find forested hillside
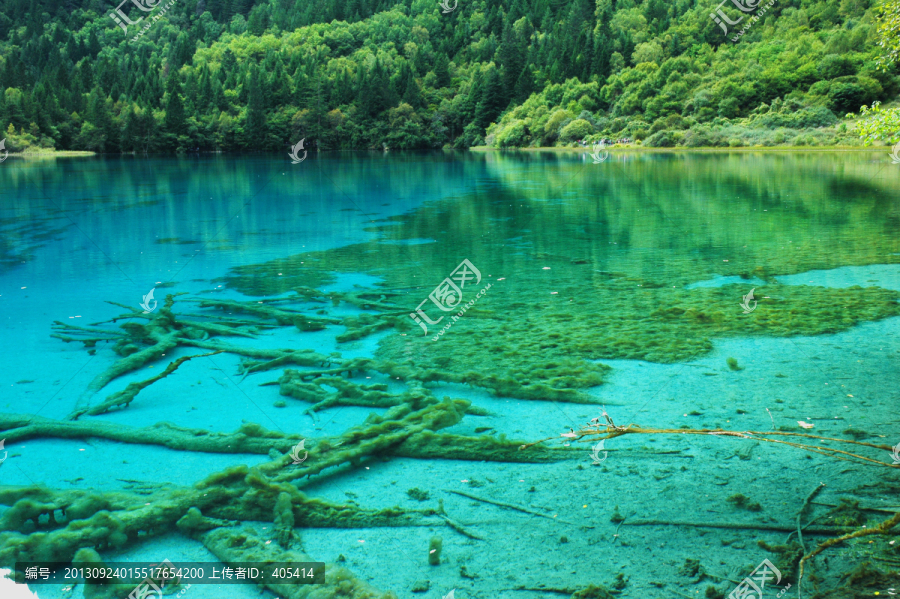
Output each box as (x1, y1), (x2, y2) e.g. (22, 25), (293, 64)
(0, 0), (897, 152)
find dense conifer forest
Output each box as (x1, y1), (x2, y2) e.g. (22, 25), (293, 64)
(0, 0), (898, 152)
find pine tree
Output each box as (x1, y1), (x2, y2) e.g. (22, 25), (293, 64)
(514, 65), (535, 103)
(87, 28), (101, 57)
(171, 33), (195, 69)
(333, 69), (354, 106)
(403, 70), (421, 108)
(359, 58), (395, 117)
(183, 70), (199, 115)
(78, 61), (93, 91)
(248, 6), (267, 36)
(369, 58), (396, 115)
(508, 0), (526, 24)
(475, 66), (506, 129)
(309, 69), (327, 147)
(459, 68), (483, 124)
(232, 0), (252, 17)
(122, 104), (140, 152)
(207, 0), (226, 20)
(498, 20), (525, 103)
(164, 72), (187, 137)
(245, 65), (267, 147)
(592, 28), (613, 84)
(65, 36), (80, 62)
(198, 66), (212, 111)
(434, 54), (451, 88)
(269, 60), (290, 108)
(86, 86), (117, 151)
(3, 89), (27, 131)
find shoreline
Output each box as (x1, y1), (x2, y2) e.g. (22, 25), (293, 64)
(6, 150), (95, 157)
(1, 146), (890, 157)
(469, 144), (888, 153)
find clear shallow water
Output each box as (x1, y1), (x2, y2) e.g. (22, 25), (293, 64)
(0, 151), (899, 599)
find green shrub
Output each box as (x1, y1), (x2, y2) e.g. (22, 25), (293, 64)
(817, 54), (857, 79)
(751, 105), (838, 129)
(683, 126), (725, 147)
(610, 117), (628, 132)
(495, 121), (530, 147)
(718, 97), (741, 119)
(829, 82), (869, 114)
(625, 120), (651, 138)
(644, 130), (678, 147)
(808, 80), (831, 97)
(577, 94), (597, 111)
(545, 109), (574, 135)
(665, 114), (687, 129)
(696, 107), (716, 122)
(559, 118), (594, 142)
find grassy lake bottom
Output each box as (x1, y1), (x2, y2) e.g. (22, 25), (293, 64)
(0, 150), (899, 599)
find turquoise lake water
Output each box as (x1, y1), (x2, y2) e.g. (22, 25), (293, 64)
(1, 151), (899, 599)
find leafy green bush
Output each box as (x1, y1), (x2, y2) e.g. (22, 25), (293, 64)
(495, 121), (530, 147)
(644, 130), (678, 147)
(818, 54), (857, 79)
(829, 82), (870, 114)
(625, 120), (651, 138)
(802, 106), (840, 128)
(0, 127), (55, 151)
(750, 105), (838, 129)
(559, 118), (594, 142)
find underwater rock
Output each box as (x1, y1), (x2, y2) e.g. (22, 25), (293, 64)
(428, 536), (442, 566)
(569, 584), (616, 599)
(406, 488), (429, 501)
(726, 493), (762, 512)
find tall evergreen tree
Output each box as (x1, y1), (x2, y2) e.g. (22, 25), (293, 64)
(171, 33), (195, 69)
(306, 67), (328, 147)
(498, 20), (526, 103)
(78, 61), (93, 92)
(434, 54), (451, 88)
(514, 65), (535, 103)
(403, 70), (421, 108)
(475, 65), (506, 129)
(198, 66), (213, 111)
(86, 87), (117, 150)
(87, 28), (101, 57)
(245, 65), (267, 146)
(164, 71), (187, 137)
